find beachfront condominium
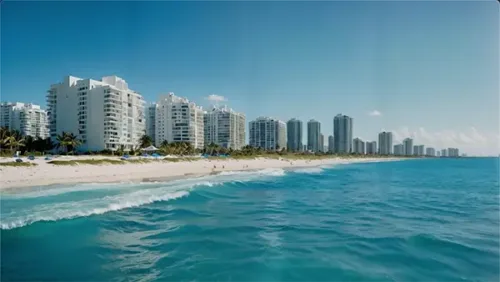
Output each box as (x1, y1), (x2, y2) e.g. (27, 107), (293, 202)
(441, 149), (447, 157)
(437, 150), (441, 157)
(333, 114), (353, 154)
(378, 131), (393, 155)
(286, 118), (303, 152)
(328, 135), (334, 152)
(447, 148), (459, 157)
(0, 102), (49, 138)
(426, 147), (436, 157)
(307, 119), (321, 152)
(47, 75), (145, 151)
(403, 138), (413, 156)
(145, 103), (157, 142)
(413, 145), (425, 156)
(155, 93), (204, 149)
(353, 138), (365, 154)
(204, 105), (245, 150)
(366, 141), (377, 154)
(249, 117), (286, 150)
(393, 144), (404, 156)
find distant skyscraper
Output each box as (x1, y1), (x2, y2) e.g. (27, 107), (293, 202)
(353, 138), (365, 154)
(403, 138), (413, 156)
(414, 145), (424, 156)
(378, 132), (393, 155)
(307, 119), (321, 152)
(441, 149), (447, 157)
(447, 148), (459, 157)
(145, 103), (157, 141)
(204, 105), (246, 149)
(249, 117), (286, 150)
(366, 141), (377, 154)
(286, 118), (303, 152)
(333, 114), (353, 154)
(319, 133), (324, 152)
(0, 102), (49, 139)
(426, 147), (436, 157)
(328, 135), (334, 152)
(437, 151), (441, 157)
(393, 144), (404, 156)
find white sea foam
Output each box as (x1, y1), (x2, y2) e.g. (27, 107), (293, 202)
(219, 168), (286, 177)
(292, 167), (324, 174)
(1, 168), (290, 230)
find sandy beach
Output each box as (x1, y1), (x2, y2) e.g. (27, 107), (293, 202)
(0, 156), (401, 191)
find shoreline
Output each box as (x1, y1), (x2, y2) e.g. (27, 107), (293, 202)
(0, 156), (404, 192)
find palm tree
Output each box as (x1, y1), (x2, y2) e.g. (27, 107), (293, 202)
(56, 132), (81, 154)
(3, 134), (25, 153)
(140, 134), (153, 148)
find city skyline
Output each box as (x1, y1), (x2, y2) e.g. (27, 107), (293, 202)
(1, 1), (498, 156)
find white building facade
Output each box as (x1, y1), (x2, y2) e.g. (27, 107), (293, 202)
(426, 147), (436, 157)
(204, 105), (245, 149)
(47, 75), (145, 151)
(378, 131), (393, 155)
(155, 93), (204, 149)
(1, 102), (49, 138)
(249, 117), (286, 151)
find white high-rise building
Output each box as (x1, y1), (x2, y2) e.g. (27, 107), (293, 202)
(249, 117), (286, 151)
(155, 93), (204, 149)
(307, 119), (321, 152)
(447, 148), (459, 157)
(328, 135), (334, 152)
(145, 103), (158, 142)
(353, 138), (365, 154)
(366, 141), (377, 154)
(333, 114), (353, 154)
(403, 138), (413, 156)
(286, 118), (303, 152)
(1, 102), (49, 138)
(394, 144), (404, 156)
(378, 131), (393, 155)
(47, 75), (145, 151)
(204, 105), (245, 149)
(441, 149), (447, 157)
(413, 145), (425, 156)
(426, 147), (436, 157)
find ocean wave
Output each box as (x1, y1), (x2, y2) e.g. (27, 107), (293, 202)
(219, 168), (286, 177)
(1, 168), (290, 230)
(292, 167), (324, 174)
(1, 189), (189, 230)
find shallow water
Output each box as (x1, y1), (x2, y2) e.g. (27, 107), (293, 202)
(1, 158), (499, 281)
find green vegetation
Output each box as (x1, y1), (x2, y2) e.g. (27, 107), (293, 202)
(0, 161), (37, 167)
(47, 159), (124, 166)
(1, 127), (55, 156)
(55, 132), (82, 154)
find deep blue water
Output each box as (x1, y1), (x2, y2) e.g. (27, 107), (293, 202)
(1, 158), (499, 281)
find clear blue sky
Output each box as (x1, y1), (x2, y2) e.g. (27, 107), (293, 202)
(1, 1), (498, 155)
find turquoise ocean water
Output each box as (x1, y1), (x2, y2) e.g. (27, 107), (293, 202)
(1, 158), (499, 281)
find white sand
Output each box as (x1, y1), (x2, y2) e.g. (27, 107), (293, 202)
(0, 156), (401, 191)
